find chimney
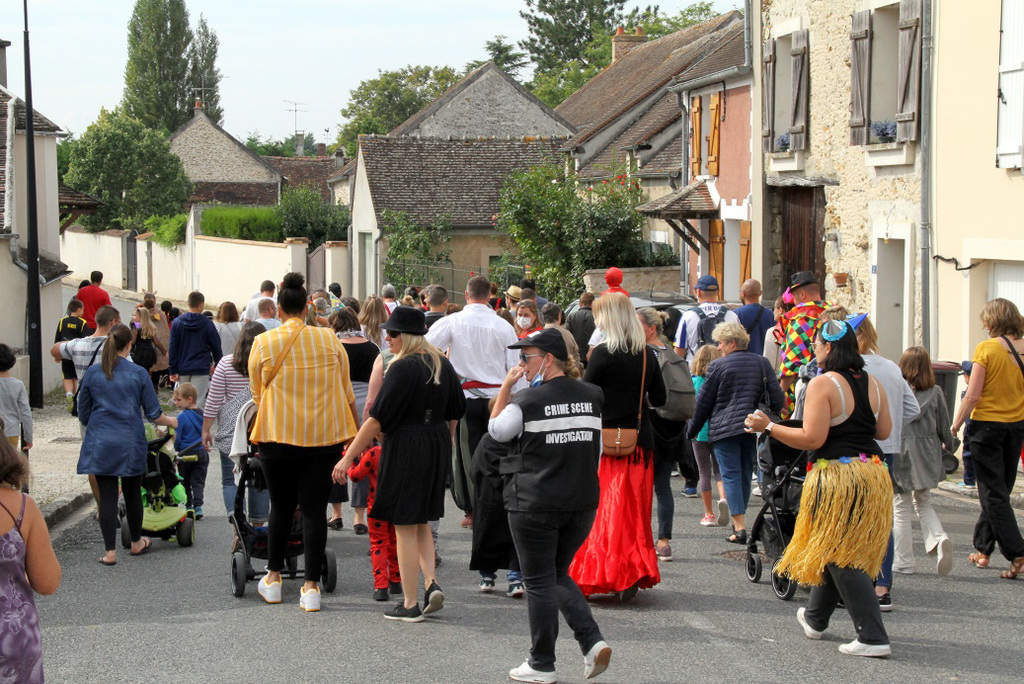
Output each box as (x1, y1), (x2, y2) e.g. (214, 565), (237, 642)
(334, 146), (347, 168)
(294, 129), (305, 156)
(611, 26), (646, 63)
(193, 97), (203, 118)
(0, 39), (10, 89)
(316, 142), (327, 157)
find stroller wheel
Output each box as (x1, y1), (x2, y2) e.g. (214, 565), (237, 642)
(771, 559), (797, 600)
(177, 516), (195, 547)
(231, 551), (247, 597)
(323, 547), (338, 593)
(120, 514), (132, 549)
(745, 551), (762, 583)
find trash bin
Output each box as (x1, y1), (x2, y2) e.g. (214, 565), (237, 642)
(932, 361), (961, 418)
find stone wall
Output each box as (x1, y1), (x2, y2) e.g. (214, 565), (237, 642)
(170, 113), (278, 183)
(583, 266), (681, 296)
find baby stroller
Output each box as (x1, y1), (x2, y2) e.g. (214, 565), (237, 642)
(228, 407), (337, 597)
(744, 420), (807, 600)
(119, 431), (195, 548)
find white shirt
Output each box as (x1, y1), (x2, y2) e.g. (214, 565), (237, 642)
(384, 300), (398, 315)
(426, 302), (521, 398)
(674, 302), (740, 361)
(243, 295), (275, 322)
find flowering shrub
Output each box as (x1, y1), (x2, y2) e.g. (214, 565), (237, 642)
(870, 119), (897, 141)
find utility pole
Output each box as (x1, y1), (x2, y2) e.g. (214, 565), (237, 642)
(22, 0), (43, 408)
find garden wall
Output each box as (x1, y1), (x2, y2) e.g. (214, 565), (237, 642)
(583, 266), (682, 297)
(59, 227), (128, 288)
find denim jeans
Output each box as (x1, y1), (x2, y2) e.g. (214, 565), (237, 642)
(220, 450), (270, 521)
(876, 453), (896, 590)
(712, 434), (756, 518)
(653, 457), (674, 540)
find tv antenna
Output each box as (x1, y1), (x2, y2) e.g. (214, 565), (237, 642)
(283, 99), (308, 131)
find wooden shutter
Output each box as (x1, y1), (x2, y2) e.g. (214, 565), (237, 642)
(708, 92), (721, 176)
(709, 220), (725, 286)
(690, 96), (703, 178)
(896, 0), (922, 142)
(739, 221), (752, 284)
(850, 10), (872, 145)
(790, 29), (810, 151)
(762, 39), (776, 152)
(998, 0), (1024, 168)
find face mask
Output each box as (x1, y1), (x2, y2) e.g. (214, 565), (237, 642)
(517, 316), (533, 329)
(530, 360), (549, 388)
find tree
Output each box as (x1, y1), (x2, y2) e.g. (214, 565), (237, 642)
(335, 65), (462, 158)
(518, 0), (630, 72)
(244, 131), (316, 157)
(528, 60), (601, 108)
(276, 186), (349, 248)
(381, 210), (452, 289)
(122, 0), (194, 134)
(56, 133), (77, 184)
(64, 109), (193, 232)
(466, 35), (529, 77)
(187, 14), (223, 124)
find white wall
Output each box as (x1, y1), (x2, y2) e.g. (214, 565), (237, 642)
(323, 241), (350, 295)
(59, 228), (127, 287)
(12, 134), (60, 255)
(191, 235), (305, 307)
(350, 148), (378, 301)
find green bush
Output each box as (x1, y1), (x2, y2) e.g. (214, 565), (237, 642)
(201, 206), (282, 242)
(144, 213), (188, 250)
(277, 187), (349, 248)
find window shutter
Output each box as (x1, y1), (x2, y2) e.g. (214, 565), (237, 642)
(850, 10), (872, 146)
(896, 0), (923, 142)
(708, 92), (721, 176)
(690, 96), (703, 178)
(790, 29), (810, 151)
(997, 0), (1024, 168)
(739, 221), (752, 283)
(709, 220), (725, 286)
(762, 39), (776, 152)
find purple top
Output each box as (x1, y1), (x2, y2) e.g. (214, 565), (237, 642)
(0, 494), (43, 682)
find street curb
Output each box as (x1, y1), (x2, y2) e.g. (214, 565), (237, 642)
(936, 481), (1024, 511)
(41, 488), (93, 529)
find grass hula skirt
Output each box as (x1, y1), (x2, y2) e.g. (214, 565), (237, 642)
(776, 454), (892, 586)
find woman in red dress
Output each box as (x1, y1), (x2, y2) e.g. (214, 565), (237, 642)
(569, 293), (666, 600)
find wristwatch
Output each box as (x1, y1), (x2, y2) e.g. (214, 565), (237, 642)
(764, 422), (774, 433)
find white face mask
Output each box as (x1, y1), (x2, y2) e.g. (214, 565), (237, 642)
(517, 316), (533, 329)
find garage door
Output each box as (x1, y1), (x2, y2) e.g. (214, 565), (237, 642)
(991, 261), (1024, 308)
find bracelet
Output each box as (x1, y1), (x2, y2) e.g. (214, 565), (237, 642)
(764, 422), (774, 433)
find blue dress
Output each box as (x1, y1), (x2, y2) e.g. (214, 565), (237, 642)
(77, 358), (164, 477)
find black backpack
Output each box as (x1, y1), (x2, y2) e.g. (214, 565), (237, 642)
(693, 306), (729, 348)
(133, 335), (157, 371)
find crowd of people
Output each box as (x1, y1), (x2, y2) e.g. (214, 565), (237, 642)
(2, 265), (1021, 681)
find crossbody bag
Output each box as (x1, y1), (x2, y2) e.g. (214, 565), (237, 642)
(253, 323), (305, 425)
(1002, 335), (1024, 380)
(602, 349), (647, 457)
(70, 341), (103, 417)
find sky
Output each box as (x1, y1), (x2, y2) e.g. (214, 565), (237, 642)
(0, 0), (740, 145)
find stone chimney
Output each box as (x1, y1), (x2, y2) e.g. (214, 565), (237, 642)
(611, 26), (646, 63)
(0, 39), (10, 89)
(294, 130), (305, 156)
(316, 142), (327, 156)
(193, 98), (203, 118)
(334, 146), (347, 168)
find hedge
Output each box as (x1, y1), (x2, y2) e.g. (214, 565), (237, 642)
(201, 206), (283, 242)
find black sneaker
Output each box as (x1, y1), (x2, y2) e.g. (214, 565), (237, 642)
(423, 580), (445, 615)
(373, 587), (389, 602)
(389, 581), (403, 595)
(878, 593), (893, 612)
(384, 602), (424, 623)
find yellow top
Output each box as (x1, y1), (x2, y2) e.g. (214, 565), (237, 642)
(248, 318), (357, 446)
(971, 338), (1024, 423)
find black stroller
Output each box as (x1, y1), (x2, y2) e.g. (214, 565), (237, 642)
(228, 428), (337, 597)
(744, 420), (807, 600)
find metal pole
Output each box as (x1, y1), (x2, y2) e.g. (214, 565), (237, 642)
(23, 0), (43, 408)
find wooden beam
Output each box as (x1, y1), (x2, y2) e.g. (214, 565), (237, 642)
(681, 219), (711, 250)
(664, 218), (700, 253)
(59, 212), (82, 235)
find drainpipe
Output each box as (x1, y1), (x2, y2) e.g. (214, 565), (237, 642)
(920, 0), (933, 351)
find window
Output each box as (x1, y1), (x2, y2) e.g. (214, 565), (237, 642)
(761, 29), (809, 153)
(850, 0), (922, 146)
(997, 0), (1024, 168)
(689, 92), (722, 176)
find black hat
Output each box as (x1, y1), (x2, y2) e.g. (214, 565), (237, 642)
(508, 328), (568, 361)
(789, 271), (819, 289)
(380, 306), (427, 335)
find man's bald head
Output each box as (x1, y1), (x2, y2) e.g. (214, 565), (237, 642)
(741, 279), (762, 305)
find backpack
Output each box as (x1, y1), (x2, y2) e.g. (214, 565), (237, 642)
(653, 347), (696, 422)
(133, 335), (157, 371)
(693, 306), (729, 349)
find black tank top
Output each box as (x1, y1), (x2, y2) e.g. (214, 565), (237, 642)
(815, 368), (883, 460)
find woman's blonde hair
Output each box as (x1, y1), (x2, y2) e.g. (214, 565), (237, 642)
(515, 300), (540, 334)
(711, 321), (750, 349)
(981, 298), (1024, 338)
(636, 307), (668, 336)
(392, 333), (446, 385)
(359, 295), (389, 345)
(554, 355), (582, 380)
(593, 293), (645, 354)
(855, 314), (879, 354)
(690, 344), (721, 376)
(821, 305), (850, 322)
(136, 306), (158, 340)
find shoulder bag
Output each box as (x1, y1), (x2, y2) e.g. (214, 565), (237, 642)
(264, 323), (306, 388)
(602, 348), (647, 457)
(70, 341), (103, 417)
(1002, 336), (1024, 380)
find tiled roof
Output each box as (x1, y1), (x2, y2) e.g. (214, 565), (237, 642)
(360, 136), (568, 226)
(577, 93), (681, 178)
(18, 246), (69, 283)
(637, 134), (682, 177)
(58, 182), (101, 209)
(671, 25), (746, 87)
(190, 181), (278, 206)
(1, 87), (65, 229)
(636, 178), (716, 217)
(327, 157), (356, 184)
(263, 156), (338, 202)
(169, 109), (281, 179)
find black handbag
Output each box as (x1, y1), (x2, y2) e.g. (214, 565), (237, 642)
(757, 370), (782, 424)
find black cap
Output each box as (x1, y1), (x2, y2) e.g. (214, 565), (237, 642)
(508, 328), (568, 361)
(380, 306), (427, 335)
(789, 271), (819, 289)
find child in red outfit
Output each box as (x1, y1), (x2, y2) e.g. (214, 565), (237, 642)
(347, 446), (401, 601)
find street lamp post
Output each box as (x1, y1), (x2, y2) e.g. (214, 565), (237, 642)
(22, 0), (44, 408)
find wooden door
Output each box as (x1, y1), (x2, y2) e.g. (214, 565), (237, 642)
(709, 219), (725, 287)
(780, 187), (825, 282)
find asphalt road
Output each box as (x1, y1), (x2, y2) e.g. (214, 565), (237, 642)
(39, 479), (1024, 683)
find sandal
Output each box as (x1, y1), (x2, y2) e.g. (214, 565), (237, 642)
(98, 557), (117, 566)
(999, 557), (1024, 580)
(968, 552), (990, 568)
(727, 529), (747, 545)
(130, 537), (153, 556)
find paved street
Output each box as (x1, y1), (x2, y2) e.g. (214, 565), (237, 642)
(61, 283), (144, 323)
(39, 480), (1024, 683)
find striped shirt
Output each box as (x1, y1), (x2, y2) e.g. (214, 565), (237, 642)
(204, 355), (252, 419)
(248, 318), (357, 447)
(59, 336), (107, 380)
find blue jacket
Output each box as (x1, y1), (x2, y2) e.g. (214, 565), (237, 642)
(77, 358), (163, 477)
(174, 408), (204, 453)
(688, 350), (784, 442)
(168, 312), (222, 376)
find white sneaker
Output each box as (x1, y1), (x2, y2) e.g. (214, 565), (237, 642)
(796, 608), (824, 640)
(936, 537), (953, 577)
(583, 640), (611, 679)
(258, 575), (282, 604)
(300, 586), (321, 612)
(717, 499), (730, 527)
(509, 661), (557, 683)
(838, 639), (891, 657)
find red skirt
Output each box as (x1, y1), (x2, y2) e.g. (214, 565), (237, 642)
(569, 448), (661, 596)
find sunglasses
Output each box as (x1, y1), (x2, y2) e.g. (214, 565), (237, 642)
(520, 352), (543, 363)
(385, 330), (402, 338)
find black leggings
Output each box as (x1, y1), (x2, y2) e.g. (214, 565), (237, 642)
(96, 474), (143, 552)
(259, 442), (340, 581)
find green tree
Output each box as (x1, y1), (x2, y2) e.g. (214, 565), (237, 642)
(65, 109), (192, 232)
(244, 131), (316, 157)
(187, 14), (223, 123)
(276, 186), (349, 248)
(528, 60), (601, 108)
(335, 65), (461, 158)
(518, 0), (630, 71)
(381, 210), (452, 288)
(466, 35), (529, 77)
(122, 0), (194, 133)
(56, 133), (76, 184)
